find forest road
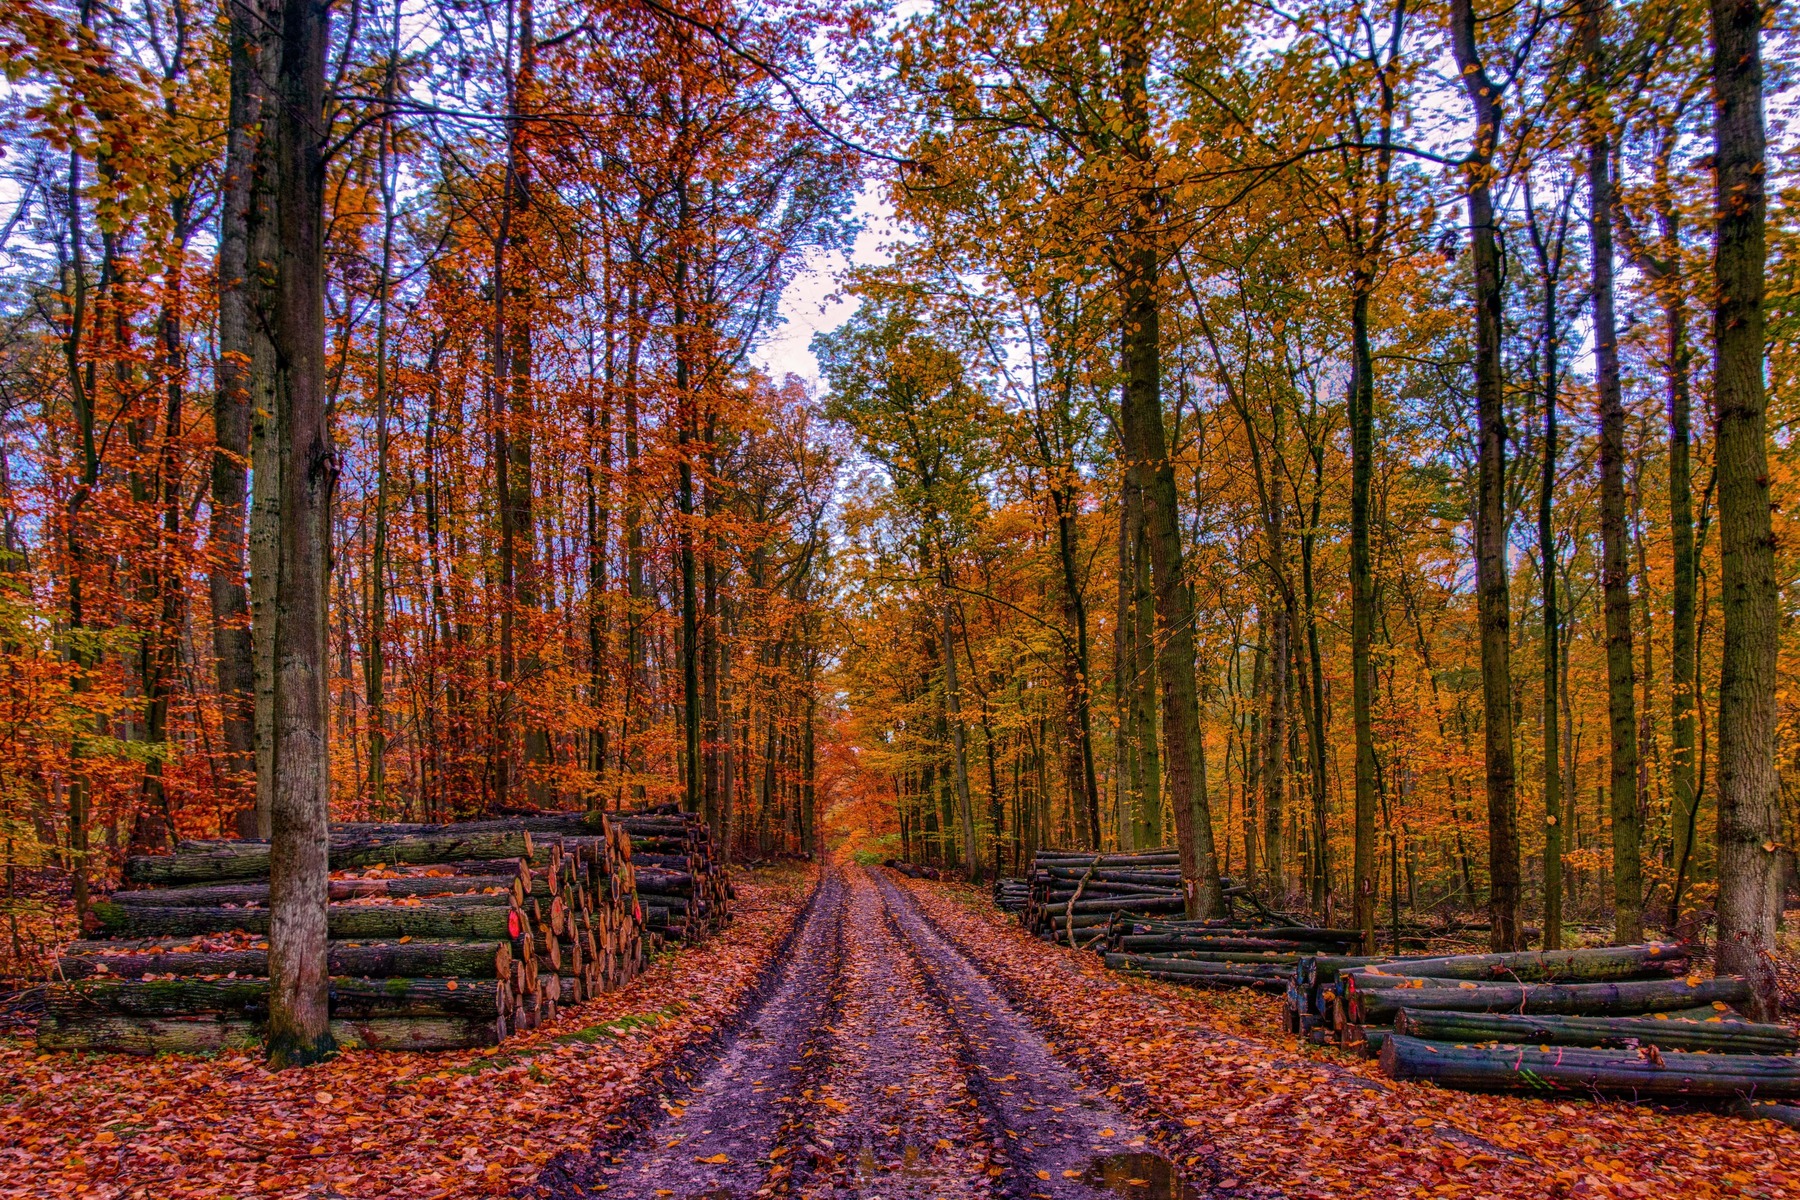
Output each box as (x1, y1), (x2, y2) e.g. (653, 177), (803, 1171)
(528, 863), (1203, 1200)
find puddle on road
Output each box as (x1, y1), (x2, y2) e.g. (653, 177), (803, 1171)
(1082, 1152), (1202, 1200)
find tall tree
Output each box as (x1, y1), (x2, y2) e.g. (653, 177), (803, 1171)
(1579, 0), (1642, 945)
(213, 0), (268, 838)
(263, 0), (336, 1067)
(1449, 0), (1521, 951)
(1118, 8), (1222, 915)
(1709, 0), (1781, 1022)
(1524, 176), (1574, 950)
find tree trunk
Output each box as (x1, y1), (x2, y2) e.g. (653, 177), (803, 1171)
(1709, 0), (1781, 1023)
(247, 71), (282, 842)
(1580, 0), (1641, 945)
(1130, 482), (1160, 848)
(1533, 207), (1564, 952)
(1053, 480), (1101, 849)
(1300, 452), (1330, 910)
(1648, 141), (1701, 922)
(1662, 203), (1700, 924)
(1450, 0), (1521, 952)
(263, 0), (335, 1068)
(585, 274), (614, 784)
(941, 586), (980, 881)
(1349, 284), (1380, 953)
(214, 0), (267, 838)
(1114, 490), (1136, 848)
(1118, 29), (1219, 916)
(365, 21), (400, 817)
(674, 180), (701, 817)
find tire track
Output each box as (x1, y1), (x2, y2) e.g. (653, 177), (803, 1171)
(531, 865), (1208, 1200)
(870, 868), (1182, 1200)
(533, 870), (848, 1199)
(796, 866), (995, 1200)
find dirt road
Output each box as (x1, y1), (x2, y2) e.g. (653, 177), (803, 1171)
(531, 864), (1199, 1200)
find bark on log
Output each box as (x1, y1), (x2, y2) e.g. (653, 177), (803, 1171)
(49, 977), (503, 1019)
(1119, 968), (1288, 992)
(1392, 1008), (1797, 1053)
(37, 1013), (499, 1054)
(126, 829), (534, 884)
(1379, 1033), (1800, 1097)
(88, 901), (515, 941)
(57, 940), (509, 980)
(1107, 954), (1289, 978)
(1735, 1099), (1800, 1129)
(1352, 975), (1752, 1024)
(1362, 944), (1688, 984)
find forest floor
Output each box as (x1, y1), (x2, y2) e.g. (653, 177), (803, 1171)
(5, 863), (1797, 1200)
(900, 875), (1800, 1200)
(0, 863), (817, 1200)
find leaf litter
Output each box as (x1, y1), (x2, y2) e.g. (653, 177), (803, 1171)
(898, 876), (1800, 1200)
(0, 865), (816, 1200)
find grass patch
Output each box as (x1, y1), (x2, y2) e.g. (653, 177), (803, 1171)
(555, 1001), (688, 1044)
(447, 1053), (521, 1075)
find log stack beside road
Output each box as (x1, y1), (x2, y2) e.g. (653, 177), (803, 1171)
(1002, 859), (1795, 1114)
(612, 808), (730, 943)
(42, 809), (729, 1055)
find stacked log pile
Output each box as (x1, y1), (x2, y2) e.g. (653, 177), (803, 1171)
(885, 860), (943, 880)
(993, 878), (1029, 914)
(1273, 940), (1799, 1102)
(1005, 864), (1797, 1111)
(43, 813), (654, 1054)
(612, 808), (729, 943)
(1023, 850), (1359, 993)
(1104, 919), (1362, 992)
(1023, 849), (1186, 942)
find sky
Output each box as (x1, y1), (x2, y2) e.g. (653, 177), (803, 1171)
(753, 186), (899, 386)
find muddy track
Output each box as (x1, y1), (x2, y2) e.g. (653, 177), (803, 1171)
(529, 870), (850, 1199)
(530, 865), (1207, 1200)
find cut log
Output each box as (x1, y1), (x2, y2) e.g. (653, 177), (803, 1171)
(1054, 896), (1187, 916)
(49, 976), (502, 1019)
(1106, 954), (1289, 979)
(1119, 934), (1345, 953)
(88, 900), (515, 941)
(1379, 1033), (1800, 1098)
(1117, 968), (1288, 993)
(1359, 944), (1688, 984)
(1393, 1008), (1798, 1054)
(1040, 868), (1183, 887)
(57, 939), (509, 981)
(37, 1012), (499, 1054)
(125, 828), (534, 884)
(1136, 923), (1364, 942)
(1351, 975), (1752, 1025)
(1734, 1099), (1800, 1129)
(1043, 882), (1184, 900)
(107, 876), (538, 906)
(1116, 949), (1300, 966)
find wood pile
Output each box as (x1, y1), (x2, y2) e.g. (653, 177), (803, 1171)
(885, 859), (943, 880)
(993, 878), (1030, 913)
(1022, 850), (1354, 981)
(43, 812), (662, 1054)
(1274, 939), (1800, 1102)
(611, 807), (730, 943)
(1023, 849), (1186, 942)
(1004, 865), (1800, 1112)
